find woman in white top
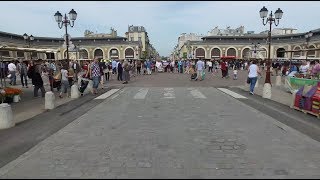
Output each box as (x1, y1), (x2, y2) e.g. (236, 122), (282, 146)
(248, 60), (261, 95)
(59, 63), (70, 98)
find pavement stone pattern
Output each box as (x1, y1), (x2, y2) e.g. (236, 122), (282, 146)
(237, 84), (292, 107)
(1, 86), (320, 178)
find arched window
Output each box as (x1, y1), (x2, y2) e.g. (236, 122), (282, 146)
(0, 51), (10, 57)
(276, 48), (285, 58)
(211, 48), (221, 58)
(242, 48), (250, 59)
(307, 45), (316, 57)
(46, 53), (55, 60)
(109, 48), (119, 59)
(195, 48), (205, 58)
(17, 51), (25, 58)
(94, 49), (104, 59)
(79, 49), (88, 59)
(227, 48), (236, 57)
(293, 47), (301, 57)
(125, 48), (134, 58)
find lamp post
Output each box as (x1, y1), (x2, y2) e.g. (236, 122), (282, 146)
(23, 33), (34, 60)
(304, 31), (313, 62)
(259, 6), (283, 99)
(54, 9), (77, 63)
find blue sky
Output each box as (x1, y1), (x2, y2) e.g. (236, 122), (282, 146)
(0, 1), (320, 56)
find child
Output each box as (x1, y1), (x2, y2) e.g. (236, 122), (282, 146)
(233, 65), (238, 80)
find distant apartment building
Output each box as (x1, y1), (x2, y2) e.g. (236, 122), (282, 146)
(260, 28), (298, 35)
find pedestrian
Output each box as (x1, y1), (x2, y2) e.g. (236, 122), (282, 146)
(146, 60), (152, 75)
(112, 59), (117, 74)
(30, 60), (46, 97)
(248, 60), (261, 95)
(117, 60), (123, 81)
(59, 63), (70, 98)
(8, 60), (17, 85)
(207, 60), (213, 73)
(233, 65), (238, 80)
(122, 60), (131, 84)
(90, 58), (102, 94)
(18, 59), (28, 88)
(220, 60), (227, 78)
(196, 59), (205, 81)
(105, 61), (112, 81)
(99, 59), (107, 89)
(136, 60), (142, 75)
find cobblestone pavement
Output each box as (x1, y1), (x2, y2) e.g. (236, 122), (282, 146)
(1, 84), (320, 178)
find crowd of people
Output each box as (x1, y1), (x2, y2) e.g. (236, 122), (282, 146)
(2, 57), (320, 100)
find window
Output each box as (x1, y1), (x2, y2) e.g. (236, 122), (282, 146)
(131, 37), (134, 41)
(138, 37), (142, 42)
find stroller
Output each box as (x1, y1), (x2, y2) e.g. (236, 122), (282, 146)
(191, 73), (197, 80)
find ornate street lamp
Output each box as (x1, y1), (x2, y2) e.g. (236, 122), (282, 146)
(304, 31), (313, 62)
(259, 6), (283, 99)
(54, 9), (77, 62)
(23, 33), (35, 60)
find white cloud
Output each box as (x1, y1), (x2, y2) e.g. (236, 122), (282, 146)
(0, 1), (319, 56)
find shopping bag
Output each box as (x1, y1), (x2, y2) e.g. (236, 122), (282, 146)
(202, 71), (206, 79)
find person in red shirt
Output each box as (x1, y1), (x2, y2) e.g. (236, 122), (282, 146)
(220, 60), (227, 78)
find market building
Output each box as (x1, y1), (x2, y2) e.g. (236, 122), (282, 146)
(172, 26), (320, 61)
(0, 26), (159, 61)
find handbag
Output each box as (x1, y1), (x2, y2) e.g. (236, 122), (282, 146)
(246, 77), (250, 84)
(7, 74), (12, 78)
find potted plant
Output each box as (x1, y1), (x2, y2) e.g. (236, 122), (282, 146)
(3, 87), (22, 103)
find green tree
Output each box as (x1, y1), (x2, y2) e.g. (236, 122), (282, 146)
(183, 52), (187, 59)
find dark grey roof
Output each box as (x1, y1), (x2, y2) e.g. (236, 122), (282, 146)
(202, 28), (320, 40)
(0, 30), (127, 41)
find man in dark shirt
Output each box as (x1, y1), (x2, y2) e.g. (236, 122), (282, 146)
(117, 60), (123, 81)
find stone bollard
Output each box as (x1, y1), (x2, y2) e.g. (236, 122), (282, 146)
(71, 84), (80, 99)
(290, 90), (298, 108)
(255, 79), (259, 88)
(45, 91), (55, 110)
(84, 80), (93, 94)
(275, 75), (282, 86)
(0, 103), (14, 129)
(262, 83), (272, 99)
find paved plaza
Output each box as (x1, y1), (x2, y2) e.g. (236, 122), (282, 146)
(0, 71), (320, 178)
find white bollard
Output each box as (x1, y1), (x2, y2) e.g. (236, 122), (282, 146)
(71, 84), (80, 99)
(262, 83), (272, 99)
(255, 79), (259, 88)
(84, 80), (93, 94)
(290, 90), (298, 108)
(45, 91), (55, 110)
(0, 103), (14, 129)
(275, 75), (282, 86)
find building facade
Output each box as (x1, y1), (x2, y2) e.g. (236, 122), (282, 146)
(172, 28), (320, 61)
(125, 25), (159, 59)
(0, 26), (159, 61)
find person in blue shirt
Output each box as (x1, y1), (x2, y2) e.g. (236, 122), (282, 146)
(288, 64), (298, 77)
(146, 60), (152, 75)
(112, 60), (117, 74)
